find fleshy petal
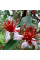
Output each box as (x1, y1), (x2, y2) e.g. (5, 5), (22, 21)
(15, 27), (20, 30)
(14, 31), (19, 35)
(13, 31), (24, 40)
(14, 35), (23, 40)
(15, 27), (20, 32)
(21, 41), (28, 49)
(5, 31), (10, 43)
(32, 38), (37, 46)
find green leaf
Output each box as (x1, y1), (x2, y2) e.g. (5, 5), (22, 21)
(0, 32), (5, 45)
(32, 20), (35, 24)
(37, 10), (40, 13)
(20, 16), (32, 30)
(3, 14), (7, 19)
(0, 10), (2, 15)
(0, 42), (3, 47)
(37, 42), (40, 45)
(3, 39), (20, 50)
(4, 10), (10, 15)
(18, 12), (21, 18)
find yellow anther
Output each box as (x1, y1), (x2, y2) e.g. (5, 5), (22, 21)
(26, 34), (27, 35)
(21, 33), (22, 34)
(24, 32), (25, 34)
(29, 24), (30, 26)
(28, 40), (30, 41)
(30, 34), (31, 35)
(23, 23), (25, 25)
(19, 24), (20, 25)
(27, 37), (28, 38)
(24, 29), (25, 31)
(12, 19), (14, 20)
(24, 40), (26, 42)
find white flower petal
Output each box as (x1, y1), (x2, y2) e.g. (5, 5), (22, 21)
(14, 31), (19, 35)
(32, 38), (37, 46)
(6, 16), (12, 21)
(15, 27), (20, 30)
(32, 38), (36, 40)
(21, 41), (28, 49)
(9, 10), (13, 15)
(14, 35), (23, 40)
(38, 22), (40, 27)
(13, 31), (24, 40)
(5, 31), (10, 43)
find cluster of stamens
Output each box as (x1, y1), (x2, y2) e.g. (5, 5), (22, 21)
(20, 24), (39, 44)
(2, 19), (18, 32)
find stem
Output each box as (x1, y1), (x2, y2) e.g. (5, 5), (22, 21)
(10, 33), (14, 39)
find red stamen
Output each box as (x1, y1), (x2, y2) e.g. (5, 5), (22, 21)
(3, 20), (18, 32)
(20, 25), (40, 45)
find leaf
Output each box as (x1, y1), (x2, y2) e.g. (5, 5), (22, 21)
(4, 10), (10, 15)
(3, 14), (7, 19)
(18, 12), (21, 18)
(20, 16), (32, 30)
(32, 20), (35, 24)
(0, 42), (3, 47)
(3, 39), (20, 50)
(37, 42), (40, 45)
(0, 32), (5, 45)
(37, 10), (40, 13)
(0, 10), (2, 15)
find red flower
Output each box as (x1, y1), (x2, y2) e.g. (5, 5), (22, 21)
(3, 20), (18, 32)
(31, 10), (36, 15)
(20, 24), (39, 45)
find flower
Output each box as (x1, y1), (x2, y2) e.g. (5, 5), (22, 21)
(3, 19), (21, 43)
(21, 25), (38, 45)
(3, 19), (18, 32)
(14, 24), (39, 49)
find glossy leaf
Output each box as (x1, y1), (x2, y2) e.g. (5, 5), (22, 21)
(20, 16), (32, 30)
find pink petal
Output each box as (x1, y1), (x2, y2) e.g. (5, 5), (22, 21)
(15, 27), (20, 30)
(13, 31), (24, 40)
(21, 41), (28, 49)
(15, 27), (20, 32)
(32, 38), (37, 46)
(5, 31), (10, 43)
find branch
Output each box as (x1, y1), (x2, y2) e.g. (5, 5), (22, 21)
(32, 15), (40, 21)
